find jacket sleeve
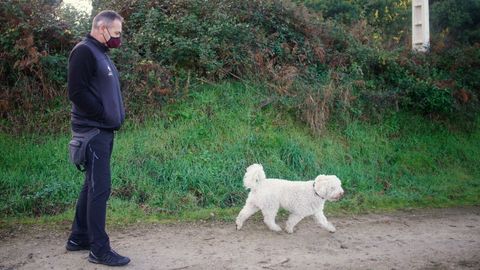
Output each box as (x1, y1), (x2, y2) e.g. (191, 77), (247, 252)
(67, 45), (104, 118)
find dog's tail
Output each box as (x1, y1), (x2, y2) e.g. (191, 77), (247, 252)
(243, 163), (266, 190)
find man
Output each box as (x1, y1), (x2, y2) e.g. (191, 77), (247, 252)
(66, 10), (129, 266)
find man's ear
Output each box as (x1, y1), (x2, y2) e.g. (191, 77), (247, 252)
(96, 21), (106, 33)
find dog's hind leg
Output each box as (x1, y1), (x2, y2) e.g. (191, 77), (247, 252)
(236, 203), (259, 230)
(261, 207), (282, 232)
(313, 212), (336, 233)
(285, 214), (304, 233)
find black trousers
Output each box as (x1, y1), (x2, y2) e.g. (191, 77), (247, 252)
(69, 129), (114, 256)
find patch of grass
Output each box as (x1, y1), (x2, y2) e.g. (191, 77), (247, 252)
(1, 82), (479, 228)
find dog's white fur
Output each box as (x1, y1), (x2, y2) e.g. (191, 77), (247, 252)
(236, 164), (344, 233)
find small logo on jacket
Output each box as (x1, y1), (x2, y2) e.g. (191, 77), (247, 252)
(107, 65), (113, 76)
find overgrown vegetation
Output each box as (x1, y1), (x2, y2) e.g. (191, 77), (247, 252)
(1, 83), (479, 219)
(1, 0), (479, 134)
(0, 0), (479, 220)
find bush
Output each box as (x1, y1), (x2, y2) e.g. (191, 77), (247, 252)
(431, 0), (480, 45)
(1, 0), (479, 135)
(0, 0), (86, 133)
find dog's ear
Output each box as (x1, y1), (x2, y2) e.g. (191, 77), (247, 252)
(314, 175), (328, 198)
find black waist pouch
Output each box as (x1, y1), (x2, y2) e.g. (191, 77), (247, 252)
(68, 128), (100, 171)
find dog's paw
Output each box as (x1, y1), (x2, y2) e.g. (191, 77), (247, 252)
(326, 224), (336, 233)
(236, 223), (242, 230)
(285, 227), (294, 234)
(269, 225), (283, 232)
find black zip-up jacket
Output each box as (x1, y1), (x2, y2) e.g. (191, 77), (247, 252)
(68, 34), (125, 132)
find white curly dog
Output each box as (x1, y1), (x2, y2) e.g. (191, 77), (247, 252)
(236, 164), (344, 233)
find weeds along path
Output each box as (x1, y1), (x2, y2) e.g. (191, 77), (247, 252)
(1, 207), (479, 270)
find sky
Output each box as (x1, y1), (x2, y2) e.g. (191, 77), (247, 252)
(62, 0), (92, 14)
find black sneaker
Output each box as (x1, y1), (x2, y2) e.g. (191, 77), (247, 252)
(88, 249), (130, 266)
(66, 239), (90, 251)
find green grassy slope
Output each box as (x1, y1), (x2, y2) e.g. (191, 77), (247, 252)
(1, 82), (479, 225)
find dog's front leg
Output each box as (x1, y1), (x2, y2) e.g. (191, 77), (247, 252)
(314, 212), (336, 233)
(262, 209), (282, 232)
(236, 204), (259, 230)
(285, 214), (304, 233)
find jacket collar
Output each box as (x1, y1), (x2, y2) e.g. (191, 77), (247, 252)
(85, 33), (109, 53)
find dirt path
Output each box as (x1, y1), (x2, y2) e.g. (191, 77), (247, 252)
(1, 207), (479, 270)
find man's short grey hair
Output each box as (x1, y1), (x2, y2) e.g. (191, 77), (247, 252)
(92, 10), (124, 30)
